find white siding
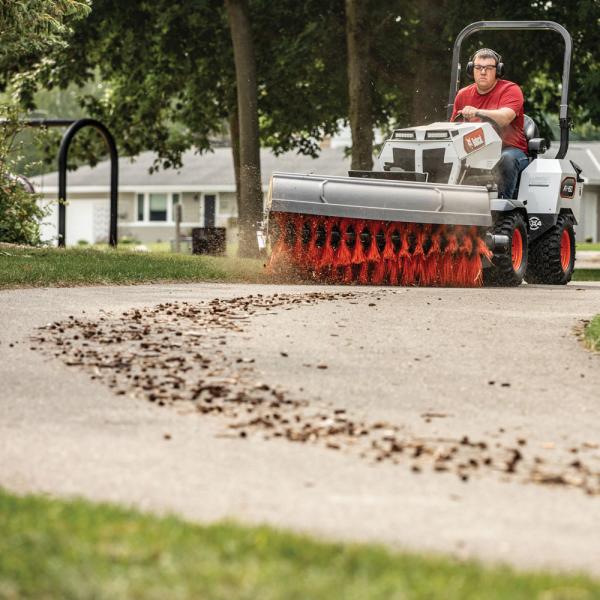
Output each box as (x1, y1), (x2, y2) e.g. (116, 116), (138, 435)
(578, 188), (599, 242)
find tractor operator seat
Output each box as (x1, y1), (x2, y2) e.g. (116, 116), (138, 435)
(523, 114), (547, 159)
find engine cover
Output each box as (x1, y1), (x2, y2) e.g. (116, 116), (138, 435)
(375, 122), (502, 185)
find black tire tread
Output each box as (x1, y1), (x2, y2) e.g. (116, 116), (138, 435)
(525, 213), (575, 285)
(483, 212), (527, 287)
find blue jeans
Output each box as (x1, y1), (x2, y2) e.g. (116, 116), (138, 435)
(495, 147), (529, 199)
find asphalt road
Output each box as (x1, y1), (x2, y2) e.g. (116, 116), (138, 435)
(1, 281), (600, 575)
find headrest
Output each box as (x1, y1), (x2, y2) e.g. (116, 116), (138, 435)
(523, 115), (539, 141)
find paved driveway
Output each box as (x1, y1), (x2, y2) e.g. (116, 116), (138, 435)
(1, 282), (600, 575)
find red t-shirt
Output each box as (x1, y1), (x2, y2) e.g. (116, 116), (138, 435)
(451, 79), (528, 153)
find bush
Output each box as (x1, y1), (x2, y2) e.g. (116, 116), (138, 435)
(0, 174), (47, 246)
(0, 109), (48, 246)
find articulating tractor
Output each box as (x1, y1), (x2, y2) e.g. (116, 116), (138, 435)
(263, 21), (583, 287)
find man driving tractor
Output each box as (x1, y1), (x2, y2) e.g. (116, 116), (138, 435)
(451, 48), (529, 199)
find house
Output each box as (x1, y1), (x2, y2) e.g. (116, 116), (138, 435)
(32, 141), (600, 245)
(33, 146), (351, 246)
(566, 142), (600, 242)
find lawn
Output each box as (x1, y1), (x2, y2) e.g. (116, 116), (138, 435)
(1, 488), (599, 600)
(1, 243), (599, 289)
(0, 244), (267, 289)
(577, 242), (600, 252)
(572, 269), (600, 282)
(584, 314), (600, 352)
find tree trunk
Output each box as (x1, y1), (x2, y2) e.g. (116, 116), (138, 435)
(346, 0), (373, 171)
(229, 106), (241, 226)
(225, 0), (263, 258)
(411, 0), (448, 125)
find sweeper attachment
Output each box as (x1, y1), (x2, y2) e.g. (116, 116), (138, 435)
(262, 20), (582, 287)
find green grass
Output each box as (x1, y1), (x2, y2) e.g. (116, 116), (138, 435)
(577, 242), (600, 252)
(1, 243), (598, 289)
(572, 269), (600, 282)
(0, 245), (266, 289)
(1, 488), (598, 600)
(583, 314), (600, 352)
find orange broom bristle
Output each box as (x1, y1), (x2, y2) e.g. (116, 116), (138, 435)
(319, 219), (335, 273)
(306, 217), (321, 269)
(358, 261), (370, 284)
(413, 225), (427, 285)
(440, 230), (458, 286)
(366, 224), (381, 263)
(382, 224), (396, 261)
(336, 219), (353, 267)
(268, 212), (490, 288)
(456, 230), (473, 287)
(267, 212), (291, 273)
(352, 221), (367, 266)
(474, 232), (493, 286)
(425, 227), (442, 285)
(369, 224), (386, 284)
(384, 224), (399, 285)
(400, 223), (416, 286)
(292, 215), (306, 266)
(334, 219), (353, 282)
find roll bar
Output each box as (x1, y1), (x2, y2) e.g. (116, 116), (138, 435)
(446, 21), (572, 159)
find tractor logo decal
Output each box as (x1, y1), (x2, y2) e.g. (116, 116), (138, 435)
(529, 216), (542, 231)
(463, 128), (485, 154)
(560, 177), (576, 199)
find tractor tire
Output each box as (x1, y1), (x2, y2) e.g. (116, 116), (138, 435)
(525, 213), (575, 285)
(483, 212), (528, 287)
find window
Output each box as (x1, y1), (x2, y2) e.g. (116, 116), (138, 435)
(204, 194), (216, 227)
(172, 193), (182, 222)
(137, 193), (144, 221)
(134, 192), (182, 223)
(149, 193), (167, 221)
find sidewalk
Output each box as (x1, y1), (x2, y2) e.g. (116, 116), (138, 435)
(576, 250), (600, 269)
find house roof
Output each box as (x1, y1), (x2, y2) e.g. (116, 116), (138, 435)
(555, 142), (600, 185)
(31, 140), (600, 193)
(32, 145), (352, 192)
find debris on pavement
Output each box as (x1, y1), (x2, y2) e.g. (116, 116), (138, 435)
(31, 291), (600, 497)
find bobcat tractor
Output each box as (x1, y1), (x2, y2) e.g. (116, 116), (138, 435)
(263, 21), (583, 287)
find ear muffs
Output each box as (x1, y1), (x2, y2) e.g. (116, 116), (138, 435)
(466, 49), (504, 79)
(466, 60), (474, 79)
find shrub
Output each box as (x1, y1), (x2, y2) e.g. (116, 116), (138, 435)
(0, 109), (49, 246)
(0, 178), (47, 245)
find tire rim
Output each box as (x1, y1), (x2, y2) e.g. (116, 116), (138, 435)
(511, 228), (523, 271)
(560, 229), (571, 272)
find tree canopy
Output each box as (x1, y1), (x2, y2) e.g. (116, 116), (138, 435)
(8, 1), (600, 156)
(0, 0), (90, 103)
(4, 0), (600, 251)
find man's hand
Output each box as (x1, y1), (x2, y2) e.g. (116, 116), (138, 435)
(459, 105), (479, 120)
(458, 106), (516, 128)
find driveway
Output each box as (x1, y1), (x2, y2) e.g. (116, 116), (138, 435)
(1, 281), (600, 575)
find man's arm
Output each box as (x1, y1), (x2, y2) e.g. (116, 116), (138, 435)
(458, 105), (516, 128)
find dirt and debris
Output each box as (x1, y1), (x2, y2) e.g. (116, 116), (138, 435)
(31, 291), (600, 497)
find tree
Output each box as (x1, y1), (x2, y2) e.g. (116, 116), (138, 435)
(409, 0), (450, 125)
(23, 0), (350, 256)
(0, 0), (89, 245)
(345, 0), (373, 170)
(225, 0), (263, 257)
